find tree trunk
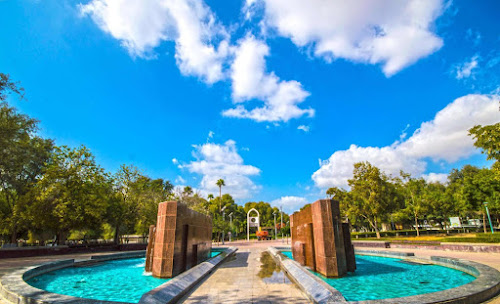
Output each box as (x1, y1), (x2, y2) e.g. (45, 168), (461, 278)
(219, 187), (222, 212)
(10, 230), (17, 245)
(414, 214), (420, 237)
(57, 231), (67, 245)
(483, 211), (487, 234)
(114, 225), (120, 245)
(374, 219), (381, 239)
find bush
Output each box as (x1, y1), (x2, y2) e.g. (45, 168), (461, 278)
(441, 233), (500, 244)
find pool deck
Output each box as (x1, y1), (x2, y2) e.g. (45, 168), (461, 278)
(0, 241), (499, 304)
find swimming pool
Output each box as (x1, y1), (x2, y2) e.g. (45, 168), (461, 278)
(280, 251), (475, 301)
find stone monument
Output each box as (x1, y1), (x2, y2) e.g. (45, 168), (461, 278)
(290, 199), (355, 277)
(145, 201), (212, 278)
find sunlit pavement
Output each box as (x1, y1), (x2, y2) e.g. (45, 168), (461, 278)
(181, 239), (308, 304)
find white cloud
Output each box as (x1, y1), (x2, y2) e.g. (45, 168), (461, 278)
(454, 55), (480, 79)
(175, 175), (186, 184)
(182, 140), (261, 200)
(271, 196), (308, 213)
(80, 0), (229, 83)
(398, 94), (498, 162)
(422, 173), (448, 184)
(297, 125), (310, 132)
(172, 158), (179, 164)
(312, 94), (499, 189)
(253, 0), (445, 76)
(222, 35), (314, 122)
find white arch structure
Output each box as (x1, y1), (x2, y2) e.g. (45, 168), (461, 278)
(247, 208), (260, 242)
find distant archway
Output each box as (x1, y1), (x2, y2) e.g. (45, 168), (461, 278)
(247, 208), (260, 241)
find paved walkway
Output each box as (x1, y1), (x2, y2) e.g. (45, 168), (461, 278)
(180, 240), (308, 304)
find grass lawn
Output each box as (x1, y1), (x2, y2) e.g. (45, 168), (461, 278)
(355, 233), (500, 244)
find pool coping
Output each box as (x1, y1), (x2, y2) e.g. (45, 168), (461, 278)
(139, 246), (237, 304)
(269, 246), (500, 304)
(267, 246), (348, 303)
(0, 247), (237, 304)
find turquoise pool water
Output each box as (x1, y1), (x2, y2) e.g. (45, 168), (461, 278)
(27, 250), (223, 303)
(281, 251), (475, 301)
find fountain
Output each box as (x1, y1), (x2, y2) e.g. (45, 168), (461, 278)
(290, 199), (355, 277)
(145, 201), (212, 278)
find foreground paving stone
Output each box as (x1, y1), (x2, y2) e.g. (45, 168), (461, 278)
(180, 246), (310, 304)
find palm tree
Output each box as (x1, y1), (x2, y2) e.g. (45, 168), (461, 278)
(207, 194), (214, 201)
(216, 179), (225, 211)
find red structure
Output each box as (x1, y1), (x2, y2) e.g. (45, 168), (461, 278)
(145, 201), (212, 278)
(290, 199), (355, 277)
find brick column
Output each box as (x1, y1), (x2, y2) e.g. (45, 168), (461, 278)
(152, 201), (177, 278)
(145, 225), (156, 272)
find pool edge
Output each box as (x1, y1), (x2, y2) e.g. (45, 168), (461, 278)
(267, 246), (348, 304)
(138, 246), (238, 304)
(271, 247), (500, 304)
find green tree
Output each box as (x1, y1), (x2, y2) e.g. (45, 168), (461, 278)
(0, 73), (24, 101)
(134, 176), (173, 235)
(326, 186), (351, 218)
(0, 75), (54, 243)
(424, 181), (453, 229)
(108, 165), (141, 244)
(216, 179), (225, 212)
(31, 146), (109, 244)
(470, 123), (500, 179)
(399, 172), (428, 237)
(348, 162), (398, 238)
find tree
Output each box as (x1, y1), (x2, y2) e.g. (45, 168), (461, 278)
(326, 186), (351, 218)
(399, 172), (428, 237)
(469, 123), (500, 162)
(0, 73), (24, 101)
(425, 181), (454, 229)
(183, 186), (193, 197)
(134, 176), (173, 235)
(108, 165), (141, 244)
(348, 162), (398, 238)
(0, 75), (54, 243)
(216, 179), (225, 211)
(31, 146), (109, 244)
(469, 123), (500, 180)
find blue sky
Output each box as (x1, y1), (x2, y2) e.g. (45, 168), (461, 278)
(1, 0), (499, 213)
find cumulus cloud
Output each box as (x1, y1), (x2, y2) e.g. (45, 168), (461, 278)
(80, 0), (229, 83)
(454, 55), (480, 80)
(312, 94), (499, 189)
(297, 125), (310, 132)
(222, 35), (314, 122)
(181, 140), (261, 199)
(271, 196), (308, 213)
(252, 0), (445, 76)
(422, 173), (448, 184)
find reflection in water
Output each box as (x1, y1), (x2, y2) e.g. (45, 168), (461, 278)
(258, 251), (291, 284)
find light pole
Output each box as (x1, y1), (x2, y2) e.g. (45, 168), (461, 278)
(484, 202), (494, 234)
(221, 206), (227, 245)
(229, 212), (233, 242)
(280, 206), (283, 240)
(273, 212), (277, 240)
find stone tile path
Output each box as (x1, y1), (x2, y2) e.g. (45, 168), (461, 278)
(179, 244), (309, 304)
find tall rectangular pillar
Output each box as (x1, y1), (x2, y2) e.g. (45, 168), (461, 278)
(150, 201), (212, 278)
